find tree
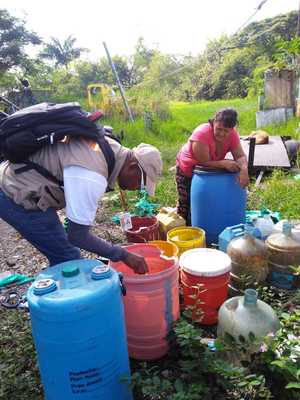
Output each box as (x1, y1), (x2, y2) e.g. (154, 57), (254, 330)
(40, 35), (87, 68)
(0, 8), (41, 74)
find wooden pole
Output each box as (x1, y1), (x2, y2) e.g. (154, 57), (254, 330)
(103, 42), (134, 122)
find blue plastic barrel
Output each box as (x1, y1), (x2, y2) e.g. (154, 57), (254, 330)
(27, 259), (132, 400)
(191, 167), (247, 245)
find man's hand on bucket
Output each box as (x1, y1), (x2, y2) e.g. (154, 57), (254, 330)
(123, 252), (149, 274)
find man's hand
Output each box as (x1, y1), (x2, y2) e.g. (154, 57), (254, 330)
(220, 160), (240, 172)
(123, 252), (149, 274)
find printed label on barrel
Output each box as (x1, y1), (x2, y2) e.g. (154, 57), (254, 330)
(69, 368), (102, 394)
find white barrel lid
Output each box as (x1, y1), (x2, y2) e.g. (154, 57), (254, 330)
(179, 248), (231, 277)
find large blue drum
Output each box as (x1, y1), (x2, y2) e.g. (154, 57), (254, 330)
(191, 167), (247, 245)
(27, 259), (133, 400)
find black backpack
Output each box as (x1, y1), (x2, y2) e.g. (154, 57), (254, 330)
(0, 102), (116, 186)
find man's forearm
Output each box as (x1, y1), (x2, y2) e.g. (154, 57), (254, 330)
(67, 220), (128, 262)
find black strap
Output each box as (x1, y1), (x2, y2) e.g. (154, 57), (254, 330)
(97, 136), (115, 178)
(15, 160), (64, 187)
(14, 137), (115, 186)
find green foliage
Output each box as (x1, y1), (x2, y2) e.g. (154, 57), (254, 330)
(0, 8), (41, 74)
(39, 35), (87, 68)
(248, 170), (300, 219)
(273, 36), (300, 69)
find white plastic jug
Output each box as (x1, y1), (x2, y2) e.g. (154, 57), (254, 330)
(253, 215), (274, 240)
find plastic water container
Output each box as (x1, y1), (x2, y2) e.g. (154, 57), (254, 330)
(253, 214), (274, 240)
(150, 240), (179, 258)
(27, 259), (132, 400)
(110, 243), (180, 360)
(124, 216), (159, 243)
(218, 289), (280, 344)
(167, 226), (206, 256)
(227, 225), (268, 294)
(218, 223), (262, 253)
(272, 219), (300, 242)
(266, 221), (300, 289)
(191, 167), (247, 245)
(179, 248), (232, 325)
(156, 207), (186, 240)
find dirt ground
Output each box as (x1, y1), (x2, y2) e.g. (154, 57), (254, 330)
(0, 204), (126, 278)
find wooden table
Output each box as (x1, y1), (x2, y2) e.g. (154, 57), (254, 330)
(227, 136), (291, 185)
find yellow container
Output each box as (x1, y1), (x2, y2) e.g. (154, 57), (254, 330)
(156, 207), (186, 240)
(150, 240), (179, 258)
(167, 227), (206, 256)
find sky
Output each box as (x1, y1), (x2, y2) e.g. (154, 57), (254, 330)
(1, 0), (299, 60)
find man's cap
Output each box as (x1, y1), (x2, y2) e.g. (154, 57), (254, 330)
(132, 143), (163, 196)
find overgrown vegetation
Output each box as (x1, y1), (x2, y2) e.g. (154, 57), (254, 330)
(0, 8), (298, 113)
(0, 98), (299, 399)
(0, 6), (300, 399)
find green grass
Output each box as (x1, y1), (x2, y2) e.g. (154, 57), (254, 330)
(104, 97), (300, 209)
(1, 97), (300, 400)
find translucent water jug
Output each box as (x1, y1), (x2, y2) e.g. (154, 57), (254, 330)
(227, 225), (268, 293)
(253, 212), (274, 240)
(27, 259), (132, 400)
(217, 289), (280, 342)
(266, 221), (300, 289)
(218, 223), (262, 253)
(272, 219), (300, 242)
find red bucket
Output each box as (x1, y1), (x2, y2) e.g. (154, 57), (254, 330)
(179, 248), (231, 325)
(125, 216), (159, 243)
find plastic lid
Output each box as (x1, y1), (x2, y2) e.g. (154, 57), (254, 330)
(62, 265), (80, 277)
(33, 278), (57, 295)
(179, 248), (232, 277)
(91, 265), (112, 280)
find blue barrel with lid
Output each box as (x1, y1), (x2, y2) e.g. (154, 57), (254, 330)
(191, 167), (247, 245)
(27, 259), (132, 400)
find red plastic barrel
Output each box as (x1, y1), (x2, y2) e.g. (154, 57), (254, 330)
(180, 248), (231, 325)
(110, 243), (179, 360)
(125, 216), (159, 243)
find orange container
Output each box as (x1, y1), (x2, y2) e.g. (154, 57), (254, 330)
(110, 243), (179, 360)
(179, 248), (231, 325)
(125, 216), (159, 243)
(150, 240), (179, 258)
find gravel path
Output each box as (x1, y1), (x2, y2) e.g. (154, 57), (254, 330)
(0, 204), (126, 278)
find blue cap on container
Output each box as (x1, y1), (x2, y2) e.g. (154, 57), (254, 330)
(33, 278), (57, 296)
(91, 265), (113, 280)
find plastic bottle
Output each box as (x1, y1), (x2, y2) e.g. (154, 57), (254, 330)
(253, 211), (274, 240)
(217, 289), (280, 344)
(227, 224), (268, 293)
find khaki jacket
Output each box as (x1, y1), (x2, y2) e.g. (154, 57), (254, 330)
(0, 137), (129, 211)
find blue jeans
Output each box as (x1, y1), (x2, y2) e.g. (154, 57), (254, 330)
(0, 189), (81, 266)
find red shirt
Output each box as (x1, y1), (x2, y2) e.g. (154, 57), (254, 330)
(176, 122), (240, 177)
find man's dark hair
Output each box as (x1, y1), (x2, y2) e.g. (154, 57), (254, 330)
(209, 108), (238, 128)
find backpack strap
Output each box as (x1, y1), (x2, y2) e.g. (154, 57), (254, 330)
(14, 137), (115, 187)
(97, 135), (115, 178)
(15, 160), (64, 187)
